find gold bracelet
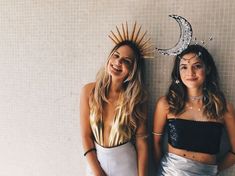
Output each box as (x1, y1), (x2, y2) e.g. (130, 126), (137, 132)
(84, 148), (96, 156)
(152, 131), (163, 136)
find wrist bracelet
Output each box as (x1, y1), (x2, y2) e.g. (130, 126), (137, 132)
(229, 150), (235, 155)
(84, 148), (96, 156)
(136, 133), (149, 139)
(152, 131), (163, 136)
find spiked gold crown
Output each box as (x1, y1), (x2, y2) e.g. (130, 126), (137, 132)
(108, 22), (153, 58)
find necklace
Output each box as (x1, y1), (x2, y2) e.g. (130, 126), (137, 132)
(187, 95), (203, 112)
(189, 95), (203, 101)
(187, 105), (202, 112)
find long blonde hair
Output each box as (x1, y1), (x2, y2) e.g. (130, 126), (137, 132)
(89, 41), (147, 133)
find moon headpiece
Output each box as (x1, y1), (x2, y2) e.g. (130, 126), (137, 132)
(157, 15), (193, 56)
(108, 22), (153, 58)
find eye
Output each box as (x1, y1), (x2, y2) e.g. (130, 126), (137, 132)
(193, 64), (203, 69)
(111, 52), (119, 59)
(180, 65), (187, 70)
(122, 59), (132, 67)
(113, 53), (119, 58)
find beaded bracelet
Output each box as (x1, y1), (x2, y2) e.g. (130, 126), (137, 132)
(229, 150), (235, 155)
(84, 148), (96, 156)
(135, 134), (149, 139)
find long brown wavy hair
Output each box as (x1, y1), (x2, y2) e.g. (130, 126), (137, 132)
(89, 40), (148, 134)
(166, 45), (227, 120)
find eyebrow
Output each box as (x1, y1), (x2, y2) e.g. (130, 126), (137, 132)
(114, 51), (120, 54)
(181, 54), (198, 61)
(192, 61), (202, 64)
(114, 51), (133, 60)
(179, 63), (187, 67)
(180, 61), (202, 66)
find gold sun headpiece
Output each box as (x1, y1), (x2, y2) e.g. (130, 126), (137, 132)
(108, 22), (153, 58)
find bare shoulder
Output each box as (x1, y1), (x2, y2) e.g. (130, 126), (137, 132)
(154, 96), (169, 116)
(155, 96), (169, 108)
(80, 82), (96, 101)
(153, 96), (169, 128)
(225, 102), (235, 118)
(227, 102), (235, 111)
(81, 82), (95, 94)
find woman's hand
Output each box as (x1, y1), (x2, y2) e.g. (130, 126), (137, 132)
(94, 168), (107, 176)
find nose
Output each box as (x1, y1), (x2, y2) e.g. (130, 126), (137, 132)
(186, 67), (195, 76)
(114, 58), (122, 66)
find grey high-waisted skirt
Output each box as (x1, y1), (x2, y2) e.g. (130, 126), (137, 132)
(86, 142), (137, 176)
(157, 153), (218, 176)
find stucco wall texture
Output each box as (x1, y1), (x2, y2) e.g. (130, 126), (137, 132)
(0, 1), (234, 175)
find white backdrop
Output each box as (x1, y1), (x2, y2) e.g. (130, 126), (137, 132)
(0, 1), (234, 175)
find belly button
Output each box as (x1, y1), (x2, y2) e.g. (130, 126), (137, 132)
(183, 154), (186, 156)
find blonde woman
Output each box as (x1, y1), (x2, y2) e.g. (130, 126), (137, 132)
(80, 24), (151, 176)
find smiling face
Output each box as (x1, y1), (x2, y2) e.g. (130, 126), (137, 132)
(179, 52), (206, 90)
(107, 45), (135, 82)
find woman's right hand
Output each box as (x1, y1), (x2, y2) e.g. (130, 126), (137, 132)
(94, 168), (107, 176)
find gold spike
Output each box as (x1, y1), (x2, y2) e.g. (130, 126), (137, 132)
(108, 22), (153, 59)
(144, 46), (154, 52)
(142, 46), (154, 55)
(108, 35), (118, 44)
(146, 49), (155, 54)
(122, 23), (126, 40)
(110, 30), (120, 43)
(141, 44), (153, 51)
(142, 50), (151, 55)
(126, 21), (129, 40)
(144, 51), (154, 56)
(143, 55), (155, 59)
(136, 31), (147, 45)
(130, 22), (137, 40)
(134, 25), (142, 42)
(148, 49), (155, 56)
(142, 48), (152, 57)
(140, 38), (151, 48)
(116, 26), (123, 41)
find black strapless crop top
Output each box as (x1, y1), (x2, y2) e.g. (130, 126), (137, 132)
(167, 118), (223, 154)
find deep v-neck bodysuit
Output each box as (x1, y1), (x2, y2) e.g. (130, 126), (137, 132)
(90, 105), (132, 147)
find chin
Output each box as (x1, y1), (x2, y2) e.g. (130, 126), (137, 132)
(186, 85), (202, 89)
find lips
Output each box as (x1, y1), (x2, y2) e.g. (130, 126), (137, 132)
(186, 78), (198, 81)
(110, 64), (122, 73)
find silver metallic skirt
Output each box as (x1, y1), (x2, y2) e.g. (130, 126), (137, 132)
(86, 142), (137, 176)
(157, 153), (218, 176)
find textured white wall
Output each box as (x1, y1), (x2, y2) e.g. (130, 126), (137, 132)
(0, 1), (83, 175)
(0, 1), (234, 176)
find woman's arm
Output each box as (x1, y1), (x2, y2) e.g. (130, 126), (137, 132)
(218, 103), (235, 171)
(153, 96), (169, 169)
(80, 83), (107, 176)
(135, 104), (148, 176)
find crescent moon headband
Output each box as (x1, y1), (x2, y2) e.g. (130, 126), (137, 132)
(157, 15), (193, 56)
(108, 22), (153, 58)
